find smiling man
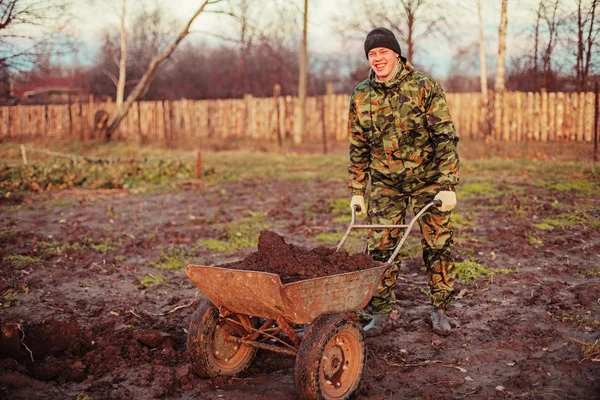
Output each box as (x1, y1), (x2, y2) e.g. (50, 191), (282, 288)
(348, 27), (460, 337)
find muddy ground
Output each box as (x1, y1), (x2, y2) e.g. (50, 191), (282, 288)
(1, 159), (599, 399)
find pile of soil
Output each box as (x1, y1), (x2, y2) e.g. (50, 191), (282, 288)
(220, 231), (378, 283)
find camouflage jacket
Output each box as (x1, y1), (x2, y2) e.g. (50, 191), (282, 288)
(348, 59), (460, 196)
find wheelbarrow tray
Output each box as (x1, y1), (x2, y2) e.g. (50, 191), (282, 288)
(185, 263), (388, 325)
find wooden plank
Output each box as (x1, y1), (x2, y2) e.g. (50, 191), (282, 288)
(548, 92), (556, 142)
(540, 90), (548, 142)
(556, 92), (564, 141)
(577, 92), (585, 142)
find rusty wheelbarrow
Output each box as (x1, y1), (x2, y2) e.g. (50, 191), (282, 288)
(185, 200), (441, 400)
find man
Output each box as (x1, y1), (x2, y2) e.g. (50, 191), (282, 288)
(348, 27), (460, 337)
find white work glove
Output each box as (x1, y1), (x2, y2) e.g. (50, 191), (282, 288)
(350, 195), (366, 215)
(434, 191), (457, 212)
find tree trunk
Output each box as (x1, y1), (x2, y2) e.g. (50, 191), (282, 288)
(477, 0), (490, 135)
(405, 8), (415, 61)
(493, 0), (508, 139)
(105, 0), (218, 140)
(576, 0), (583, 92)
(583, 0), (597, 91)
(494, 0), (508, 93)
(116, 0), (127, 110)
(533, 0), (542, 91)
(295, 0), (308, 145)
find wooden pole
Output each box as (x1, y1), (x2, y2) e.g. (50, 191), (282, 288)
(594, 81), (598, 162)
(196, 150), (202, 180)
(274, 85), (282, 151)
(20, 144), (27, 165)
(320, 96), (327, 154)
(541, 88), (548, 142)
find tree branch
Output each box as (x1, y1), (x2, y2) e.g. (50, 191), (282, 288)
(105, 0), (221, 139)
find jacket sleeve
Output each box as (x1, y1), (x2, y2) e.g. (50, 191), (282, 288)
(425, 83), (460, 191)
(348, 91), (371, 196)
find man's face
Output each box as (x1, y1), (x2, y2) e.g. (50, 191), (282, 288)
(368, 47), (399, 82)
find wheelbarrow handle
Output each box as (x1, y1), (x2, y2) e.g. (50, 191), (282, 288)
(336, 200), (443, 266)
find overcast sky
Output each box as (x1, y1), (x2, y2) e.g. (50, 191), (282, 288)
(72, 0), (558, 77)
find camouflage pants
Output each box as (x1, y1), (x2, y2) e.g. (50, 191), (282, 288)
(367, 182), (456, 313)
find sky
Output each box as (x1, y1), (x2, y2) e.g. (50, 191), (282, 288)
(70, 0), (557, 78)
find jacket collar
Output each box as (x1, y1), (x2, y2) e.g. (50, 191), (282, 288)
(369, 57), (414, 89)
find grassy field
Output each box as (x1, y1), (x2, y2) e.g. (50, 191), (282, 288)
(1, 137), (599, 399)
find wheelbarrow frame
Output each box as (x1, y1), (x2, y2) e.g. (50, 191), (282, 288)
(185, 200), (441, 399)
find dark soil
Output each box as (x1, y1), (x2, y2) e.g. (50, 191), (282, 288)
(0, 171), (599, 399)
(220, 231), (378, 283)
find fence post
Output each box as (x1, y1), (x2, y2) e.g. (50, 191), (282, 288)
(274, 84), (282, 151)
(20, 144), (27, 165)
(594, 81), (598, 162)
(320, 95), (327, 154)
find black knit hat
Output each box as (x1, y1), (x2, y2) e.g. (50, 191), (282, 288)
(364, 27), (402, 59)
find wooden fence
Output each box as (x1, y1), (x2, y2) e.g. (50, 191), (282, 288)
(0, 91), (598, 143)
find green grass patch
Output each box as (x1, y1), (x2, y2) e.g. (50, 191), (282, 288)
(457, 181), (497, 200)
(3, 254), (42, 269)
(196, 212), (270, 253)
(526, 235), (543, 245)
(543, 179), (599, 195)
(454, 260), (517, 282)
(550, 311), (599, 328)
(328, 198), (351, 216)
(582, 267), (600, 277)
(140, 274), (166, 288)
(314, 232), (344, 244)
(91, 239), (118, 254)
(534, 212), (600, 231)
(40, 239), (89, 255)
(452, 212), (475, 230)
(455, 261), (494, 281)
(0, 158), (195, 198)
(0, 229), (17, 239)
(151, 248), (191, 270)
(0, 204), (22, 212)
(533, 222), (554, 230)
(1, 293), (19, 308)
(199, 239), (239, 253)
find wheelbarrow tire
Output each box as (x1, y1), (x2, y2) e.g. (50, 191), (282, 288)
(186, 299), (257, 378)
(294, 313), (365, 400)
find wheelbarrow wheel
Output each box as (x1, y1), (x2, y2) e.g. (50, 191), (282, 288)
(294, 313), (365, 400)
(186, 299), (257, 378)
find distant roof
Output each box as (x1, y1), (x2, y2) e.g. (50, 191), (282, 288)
(23, 86), (83, 98)
(14, 74), (89, 97)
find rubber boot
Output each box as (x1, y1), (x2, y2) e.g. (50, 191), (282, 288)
(431, 308), (452, 336)
(363, 313), (392, 338)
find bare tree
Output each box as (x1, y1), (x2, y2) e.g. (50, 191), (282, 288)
(446, 43), (480, 92)
(0, 0), (74, 70)
(493, 0), (508, 138)
(105, 0), (222, 140)
(296, 0), (307, 144)
(333, 0), (454, 64)
(574, 0), (598, 91)
(477, 0), (490, 134)
(116, 0), (127, 109)
(192, 0), (301, 97)
(533, 0), (543, 89)
(540, 0), (564, 89)
(494, 0), (509, 93)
